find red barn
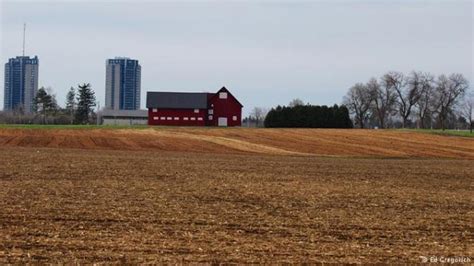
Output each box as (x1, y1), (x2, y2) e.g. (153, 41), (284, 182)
(146, 87), (243, 127)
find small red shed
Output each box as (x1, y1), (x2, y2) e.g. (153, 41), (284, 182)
(146, 87), (243, 127)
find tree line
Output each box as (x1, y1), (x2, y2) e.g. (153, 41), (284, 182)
(343, 71), (473, 131)
(0, 83), (96, 125)
(264, 102), (352, 128)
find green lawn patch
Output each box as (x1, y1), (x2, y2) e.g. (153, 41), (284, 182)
(400, 128), (474, 138)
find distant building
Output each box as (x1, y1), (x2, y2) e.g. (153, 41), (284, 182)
(147, 86), (243, 127)
(3, 56), (39, 113)
(105, 57), (141, 110)
(100, 109), (148, 126)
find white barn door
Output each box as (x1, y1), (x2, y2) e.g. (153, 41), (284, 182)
(218, 117), (228, 127)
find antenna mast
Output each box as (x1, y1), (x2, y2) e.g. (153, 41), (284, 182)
(22, 23), (26, 56)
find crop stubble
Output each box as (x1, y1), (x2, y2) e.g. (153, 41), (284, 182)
(0, 128), (473, 263)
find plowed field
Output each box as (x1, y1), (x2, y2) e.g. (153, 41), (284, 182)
(0, 127), (473, 158)
(0, 127), (472, 263)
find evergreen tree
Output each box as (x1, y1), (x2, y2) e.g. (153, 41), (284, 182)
(33, 87), (58, 123)
(65, 87), (76, 124)
(264, 103), (353, 128)
(75, 83), (96, 124)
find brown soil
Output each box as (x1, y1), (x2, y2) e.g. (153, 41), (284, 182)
(0, 128), (473, 159)
(0, 128), (472, 263)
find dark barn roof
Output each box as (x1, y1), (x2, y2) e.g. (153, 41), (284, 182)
(147, 92), (208, 109)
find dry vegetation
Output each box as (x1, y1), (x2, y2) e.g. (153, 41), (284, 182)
(0, 128), (473, 263)
(0, 127), (473, 158)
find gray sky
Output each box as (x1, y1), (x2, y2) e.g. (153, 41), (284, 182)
(1, 0), (472, 115)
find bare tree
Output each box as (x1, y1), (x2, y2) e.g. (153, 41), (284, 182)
(369, 76), (397, 128)
(250, 107), (269, 127)
(432, 74), (469, 130)
(459, 91), (473, 133)
(389, 71), (423, 128)
(343, 83), (371, 128)
(288, 98), (304, 107)
(415, 73), (435, 129)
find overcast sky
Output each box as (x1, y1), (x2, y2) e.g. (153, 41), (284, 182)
(1, 0), (472, 115)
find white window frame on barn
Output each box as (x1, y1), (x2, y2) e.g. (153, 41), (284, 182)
(152, 108), (158, 112)
(208, 109), (213, 115)
(219, 92), (228, 99)
(174, 117), (179, 120)
(208, 115), (213, 120)
(194, 109), (199, 113)
(198, 117), (203, 121)
(160, 117), (166, 120)
(233, 116), (238, 121)
(167, 117), (172, 120)
(183, 117), (189, 121)
(190, 117), (196, 121)
(153, 116), (159, 120)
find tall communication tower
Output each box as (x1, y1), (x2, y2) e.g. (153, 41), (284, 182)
(22, 23), (26, 56)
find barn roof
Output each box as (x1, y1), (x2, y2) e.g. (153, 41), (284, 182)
(146, 92), (208, 109)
